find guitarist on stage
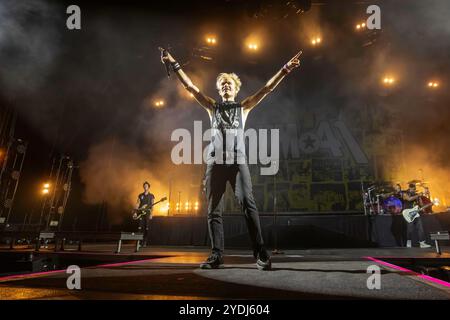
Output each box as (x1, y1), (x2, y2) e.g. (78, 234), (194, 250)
(134, 181), (155, 246)
(402, 183), (431, 249)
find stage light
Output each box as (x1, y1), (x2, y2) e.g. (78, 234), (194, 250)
(247, 43), (259, 50)
(356, 22), (367, 31)
(311, 37), (322, 46)
(427, 81), (439, 88)
(41, 182), (51, 195)
(206, 36), (217, 45)
(244, 33), (262, 52)
(154, 100), (165, 107)
(382, 76), (395, 86)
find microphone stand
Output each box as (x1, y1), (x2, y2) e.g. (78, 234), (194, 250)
(272, 161), (284, 255)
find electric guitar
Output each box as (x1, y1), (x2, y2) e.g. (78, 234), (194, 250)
(402, 202), (433, 223)
(132, 197), (167, 220)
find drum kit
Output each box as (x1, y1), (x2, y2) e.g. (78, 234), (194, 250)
(362, 180), (433, 215)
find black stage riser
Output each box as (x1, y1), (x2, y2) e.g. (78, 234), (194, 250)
(148, 213), (450, 248)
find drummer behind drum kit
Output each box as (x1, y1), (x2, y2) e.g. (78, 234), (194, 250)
(362, 180), (434, 220)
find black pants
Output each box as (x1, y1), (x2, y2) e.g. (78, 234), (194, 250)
(406, 216), (426, 243)
(204, 163), (264, 255)
(138, 216), (151, 244)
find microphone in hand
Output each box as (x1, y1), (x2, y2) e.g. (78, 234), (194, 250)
(159, 47), (171, 78)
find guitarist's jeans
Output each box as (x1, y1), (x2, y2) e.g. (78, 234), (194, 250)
(204, 163), (264, 255)
(407, 216), (426, 243)
(138, 216), (151, 243)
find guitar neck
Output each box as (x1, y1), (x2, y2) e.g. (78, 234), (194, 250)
(141, 199), (164, 209)
(420, 202), (433, 211)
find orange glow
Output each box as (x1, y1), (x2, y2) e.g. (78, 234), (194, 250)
(244, 31), (264, 53)
(159, 204), (170, 214)
(382, 76), (395, 86)
(311, 36), (322, 46)
(427, 81), (439, 88)
(41, 182), (51, 195)
(247, 43), (259, 50)
(356, 22), (366, 30)
(386, 146), (450, 212)
(154, 100), (165, 107)
(206, 36), (217, 45)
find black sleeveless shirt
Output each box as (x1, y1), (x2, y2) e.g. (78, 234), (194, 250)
(138, 192), (155, 208)
(207, 101), (246, 164)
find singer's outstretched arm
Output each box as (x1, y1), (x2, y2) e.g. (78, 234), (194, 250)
(161, 51), (215, 113)
(241, 51), (302, 113)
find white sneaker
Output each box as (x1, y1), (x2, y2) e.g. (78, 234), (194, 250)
(406, 240), (412, 248)
(420, 241), (431, 248)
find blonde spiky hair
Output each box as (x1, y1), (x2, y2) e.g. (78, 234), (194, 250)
(216, 73), (242, 94)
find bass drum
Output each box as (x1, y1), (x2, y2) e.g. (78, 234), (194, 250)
(382, 196), (403, 214)
(420, 196), (433, 213)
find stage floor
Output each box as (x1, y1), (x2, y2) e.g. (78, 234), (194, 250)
(1, 245), (450, 300)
